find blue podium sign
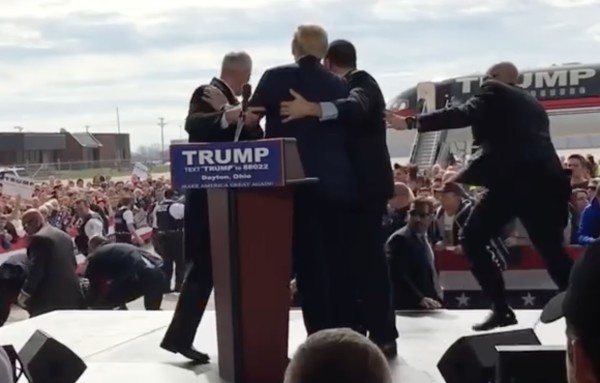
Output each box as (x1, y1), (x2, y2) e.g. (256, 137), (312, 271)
(170, 139), (285, 189)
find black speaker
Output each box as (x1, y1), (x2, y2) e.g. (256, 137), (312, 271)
(18, 330), (87, 383)
(496, 345), (567, 383)
(437, 329), (541, 383)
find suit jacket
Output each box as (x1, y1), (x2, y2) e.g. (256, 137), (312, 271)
(250, 56), (357, 204)
(22, 225), (84, 316)
(417, 80), (566, 189)
(385, 226), (442, 309)
(185, 77), (264, 143)
(183, 77), (264, 262)
(332, 70), (394, 203)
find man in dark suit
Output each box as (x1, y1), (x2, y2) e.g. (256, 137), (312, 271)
(17, 209), (84, 317)
(160, 52), (264, 363)
(386, 198), (443, 310)
(0, 253), (29, 326)
(386, 62), (573, 330)
(277, 39), (398, 356)
(83, 236), (165, 310)
(247, 25), (358, 335)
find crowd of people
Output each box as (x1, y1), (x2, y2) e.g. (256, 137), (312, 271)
(0, 174), (168, 251)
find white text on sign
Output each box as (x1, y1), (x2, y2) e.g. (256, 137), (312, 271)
(181, 147), (270, 166)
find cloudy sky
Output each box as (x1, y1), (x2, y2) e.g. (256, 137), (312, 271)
(0, 0), (599, 151)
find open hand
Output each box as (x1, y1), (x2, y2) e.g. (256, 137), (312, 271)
(384, 110), (408, 130)
(419, 297), (442, 310)
(280, 89), (317, 123)
(202, 86), (228, 110)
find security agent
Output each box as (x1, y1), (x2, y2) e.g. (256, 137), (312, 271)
(114, 197), (144, 245)
(541, 240), (600, 383)
(74, 198), (105, 256)
(386, 62), (573, 331)
(277, 39), (398, 356)
(82, 236), (165, 310)
(151, 188), (185, 292)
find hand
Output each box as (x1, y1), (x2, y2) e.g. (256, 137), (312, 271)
(202, 86), (228, 110)
(17, 291), (30, 308)
(224, 105), (242, 125)
(454, 245), (463, 255)
(244, 111), (263, 127)
(384, 110), (407, 130)
(280, 89), (318, 123)
(290, 279), (297, 300)
(419, 297), (442, 310)
(434, 242), (445, 251)
(505, 237), (518, 247)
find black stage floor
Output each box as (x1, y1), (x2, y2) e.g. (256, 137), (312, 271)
(0, 310), (565, 383)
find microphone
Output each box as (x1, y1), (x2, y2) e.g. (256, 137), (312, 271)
(241, 83), (252, 112)
(235, 83), (252, 142)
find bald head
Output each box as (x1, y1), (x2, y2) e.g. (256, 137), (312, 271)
(22, 209), (45, 235)
(486, 62), (520, 85)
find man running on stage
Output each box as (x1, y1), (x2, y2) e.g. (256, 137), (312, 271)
(386, 62), (573, 331)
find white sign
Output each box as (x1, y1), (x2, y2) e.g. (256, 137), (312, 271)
(1, 174), (35, 198)
(132, 162), (149, 180)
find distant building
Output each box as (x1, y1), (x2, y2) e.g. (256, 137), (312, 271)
(0, 131), (131, 169)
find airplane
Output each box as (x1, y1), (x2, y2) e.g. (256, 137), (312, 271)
(386, 63), (600, 159)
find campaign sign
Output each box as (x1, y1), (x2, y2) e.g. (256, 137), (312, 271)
(170, 139), (285, 189)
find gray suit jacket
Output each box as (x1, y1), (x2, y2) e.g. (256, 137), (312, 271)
(23, 224), (84, 316)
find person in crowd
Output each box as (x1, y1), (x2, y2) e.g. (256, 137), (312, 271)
(17, 209), (84, 317)
(245, 25), (358, 338)
(114, 196), (143, 245)
(386, 197), (443, 310)
(151, 188), (185, 292)
(570, 189), (590, 245)
(0, 252), (29, 326)
(586, 154), (598, 178)
(540, 239), (600, 383)
(393, 165), (409, 183)
(160, 51), (263, 364)
(589, 179), (599, 200)
(386, 61), (573, 331)
(73, 198), (105, 256)
(431, 182), (508, 270)
(382, 182), (414, 239)
(275, 38), (398, 357)
(83, 236), (165, 310)
(568, 154), (591, 189)
(284, 328), (392, 383)
(578, 188), (600, 245)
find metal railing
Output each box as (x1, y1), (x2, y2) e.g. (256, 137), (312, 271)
(5, 159), (169, 181)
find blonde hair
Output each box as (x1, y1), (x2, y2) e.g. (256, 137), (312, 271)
(292, 25), (328, 60)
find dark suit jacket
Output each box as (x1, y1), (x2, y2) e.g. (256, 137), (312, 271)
(417, 80), (566, 189)
(333, 70), (394, 203)
(183, 77), (264, 262)
(83, 243), (153, 306)
(22, 225), (84, 316)
(185, 77), (264, 143)
(250, 56), (357, 204)
(385, 226), (441, 309)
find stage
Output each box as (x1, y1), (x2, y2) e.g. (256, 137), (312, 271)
(0, 310), (566, 383)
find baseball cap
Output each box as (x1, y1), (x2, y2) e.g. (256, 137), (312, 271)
(540, 240), (600, 343)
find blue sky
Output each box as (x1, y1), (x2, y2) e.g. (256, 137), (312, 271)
(0, 0), (599, 150)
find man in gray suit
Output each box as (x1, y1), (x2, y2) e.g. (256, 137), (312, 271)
(17, 209), (83, 317)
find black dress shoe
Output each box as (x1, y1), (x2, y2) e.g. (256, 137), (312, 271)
(472, 309), (517, 332)
(160, 343), (210, 364)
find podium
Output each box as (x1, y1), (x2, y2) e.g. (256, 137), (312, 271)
(170, 138), (314, 383)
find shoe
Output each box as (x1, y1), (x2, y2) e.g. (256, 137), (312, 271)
(160, 343), (210, 364)
(472, 309), (517, 332)
(375, 341), (398, 359)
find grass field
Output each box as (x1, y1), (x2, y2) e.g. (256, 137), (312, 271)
(35, 165), (170, 181)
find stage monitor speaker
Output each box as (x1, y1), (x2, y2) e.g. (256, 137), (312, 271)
(18, 330), (87, 383)
(496, 345), (566, 383)
(437, 329), (540, 383)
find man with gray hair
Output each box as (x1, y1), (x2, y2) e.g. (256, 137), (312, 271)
(161, 51), (263, 363)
